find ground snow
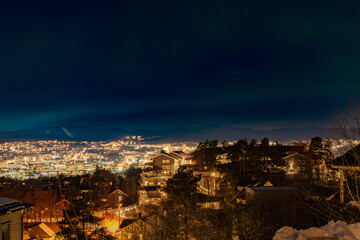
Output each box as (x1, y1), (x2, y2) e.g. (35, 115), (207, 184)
(273, 220), (360, 240)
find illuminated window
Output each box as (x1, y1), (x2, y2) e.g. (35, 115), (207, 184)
(162, 159), (171, 163)
(2, 223), (10, 240)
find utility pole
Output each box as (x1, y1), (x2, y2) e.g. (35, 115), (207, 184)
(340, 168), (344, 203)
(82, 210), (85, 237)
(118, 195), (122, 228)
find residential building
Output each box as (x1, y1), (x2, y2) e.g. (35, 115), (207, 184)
(25, 222), (60, 240)
(0, 197), (33, 240)
(138, 186), (166, 206)
(151, 152), (184, 174)
(283, 153), (308, 179)
(107, 189), (128, 208)
(245, 185), (295, 203)
(194, 170), (221, 196)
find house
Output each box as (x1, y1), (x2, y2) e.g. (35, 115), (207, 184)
(194, 170), (221, 196)
(150, 152), (183, 174)
(245, 184), (298, 224)
(216, 153), (231, 164)
(245, 185), (295, 203)
(196, 193), (221, 210)
(279, 145), (306, 157)
(284, 152), (329, 182)
(245, 185), (296, 224)
(25, 222), (60, 240)
(140, 173), (169, 187)
(283, 153), (308, 179)
(0, 197), (33, 240)
(107, 189), (128, 208)
(119, 215), (160, 240)
(138, 186), (166, 206)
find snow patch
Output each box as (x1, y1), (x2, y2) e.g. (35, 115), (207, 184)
(273, 220), (360, 240)
(61, 127), (74, 138)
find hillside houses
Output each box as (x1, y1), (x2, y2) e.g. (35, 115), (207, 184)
(0, 138), (342, 239)
(137, 151), (188, 207)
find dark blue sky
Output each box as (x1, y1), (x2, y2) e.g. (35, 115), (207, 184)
(0, 0), (359, 131)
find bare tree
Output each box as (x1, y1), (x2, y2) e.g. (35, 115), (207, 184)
(333, 94), (360, 151)
(329, 93), (360, 218)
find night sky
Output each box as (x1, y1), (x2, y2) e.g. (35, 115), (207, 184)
(1, 0), (359, 131)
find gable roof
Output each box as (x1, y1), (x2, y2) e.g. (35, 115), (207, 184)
(26, 222), (60, 238)
(45, 222), (61, 233)
(282, 153), (307, 161)
(253, 180), (274, 187)
(167, 152), (183, 159)
(151, 151), (185, 161)
(173, 151), (189, 158)
(247, 186), (295, 191)
(38, 223), (55, 237)
(108, 189), (128, 197)
(333, 144), (360, 167)
(119, 219), (137, 229)
(150, 153), (178, 161)
(120, 215), (159, 230)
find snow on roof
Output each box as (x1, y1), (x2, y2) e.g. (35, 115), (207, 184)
(253, 180), (273, 187)
(0, 197), (18, 206)
(0, 197), (33, 216)
(172, 151), (188, 157)
(282, 153), (307, 160)
(247, 186), (294, 191)
(38, 223), (56, 237)
(27, 222), (60, 238)
(274, 220), (360, 240)
(333, 144), (360, 166)
(263, 181), (273, 187)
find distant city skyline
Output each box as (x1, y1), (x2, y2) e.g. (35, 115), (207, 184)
(0, 1), (359, 131)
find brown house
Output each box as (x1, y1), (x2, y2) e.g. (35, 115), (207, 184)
(107, 189), (128, 208)
(151, 152), (182, 174)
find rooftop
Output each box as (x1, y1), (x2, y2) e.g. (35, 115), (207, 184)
(246, 186), (295, 191)
(0, 197), (33, 216)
